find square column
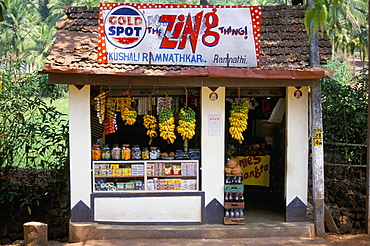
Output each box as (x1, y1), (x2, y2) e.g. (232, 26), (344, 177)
(69, 85), (92, 222)
(285, 86), (309, 221)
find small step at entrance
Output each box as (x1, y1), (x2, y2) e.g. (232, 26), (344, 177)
(69, 221), (315, 242)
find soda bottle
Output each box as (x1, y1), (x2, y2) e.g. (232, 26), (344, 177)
(225, 209), (230, 218)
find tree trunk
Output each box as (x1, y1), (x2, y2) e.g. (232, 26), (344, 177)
(308, 0), (320, 68)
(23, 222), (48, 246)
(366, 0), (370, 234)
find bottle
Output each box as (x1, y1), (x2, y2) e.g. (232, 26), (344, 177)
(239, 209), (244, 218)
(235, 192), (239, 202)
(111, 144), (121, 160)
(150, 147), (158, 160)
(228, 193), (233, 202)
(230, 209), (235, 218)
(225, 192), (229, 202)
(235, 209), (240, 218)
(142, 147), (149, 160)
(237, 176), (242, 184)
(121, 144), (131, 160)
(91, 144), (101, 160)
(225, 209), (230, 218)
(225, 176), (230, 184)
(131, 145), (141, 160)
(240, 193), (244, 202)
(102, 144), (111, 160)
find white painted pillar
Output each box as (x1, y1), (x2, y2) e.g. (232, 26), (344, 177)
(201, 87), (225, 206)
(285, 86), (309, 221)
(69, 85), (92, 213)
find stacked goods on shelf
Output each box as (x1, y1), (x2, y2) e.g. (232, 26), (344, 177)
(224, 159), (245, 225)
(146, 178), (197, 191)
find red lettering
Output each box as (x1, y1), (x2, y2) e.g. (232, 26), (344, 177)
(178, 11), (203, 53)
(172, 15), (185, 38)
(202, 9), (220, 47)
(109, 16), (143, 26)
(109, 16), (116, 25)
(159, 15), (178, 49)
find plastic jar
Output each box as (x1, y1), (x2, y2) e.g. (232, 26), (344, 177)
(141, 147), (149, 160)
(150, 147), (159, 160)
(91, 144), (101, 160)
(111, 144), (121, 160)
(121, 144), (131, 160)
(102, 144), (111, 160)
(131, 145), (141, 160)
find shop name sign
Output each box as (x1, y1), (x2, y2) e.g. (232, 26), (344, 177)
(98, 3), (261, 67)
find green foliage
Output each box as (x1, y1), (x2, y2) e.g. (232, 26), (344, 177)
(321, 60), (368, 166)
(304, 0), (368, 57)
(0, 59), (68, 169)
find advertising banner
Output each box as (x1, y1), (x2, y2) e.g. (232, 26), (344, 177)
(230, 155), (270, 187)
(98, 3), (261, 67)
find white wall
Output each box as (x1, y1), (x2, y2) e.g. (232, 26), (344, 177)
(94, 196), (202, 222)
(201, 87), (225, 205)
(69, 85), (92, 208)
(285, 86), (308, 205)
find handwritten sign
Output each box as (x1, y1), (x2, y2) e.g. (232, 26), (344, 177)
(98, 3), (261, 67)
(230, 156), (270, 187)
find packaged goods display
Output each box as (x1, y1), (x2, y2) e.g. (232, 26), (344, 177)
(121, 144), (131, 160)
(131, 145), (141, 159)
(146, 178), (197, 190)
(92, 160), (198, 192)
(141, 147), (149, 160)
(102, 144), (111, 160)
(111, 144), (121, 160)
(149, 147), (159, 160)
(92, 142), (199, 162)
(91, 144), (101, 160)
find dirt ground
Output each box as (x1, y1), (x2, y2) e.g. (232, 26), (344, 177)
(58, 235), (370, 246)
(3, 234), (365, 246)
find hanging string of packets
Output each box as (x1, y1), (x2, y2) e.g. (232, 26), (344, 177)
(94, 91), (107, 124)
(94, 94), (139, 135)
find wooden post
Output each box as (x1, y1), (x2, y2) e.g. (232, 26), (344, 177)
(23, 222), (48, 246)
(311, 79), (325, 237)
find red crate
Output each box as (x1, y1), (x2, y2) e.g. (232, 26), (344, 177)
(224, 202), (245, 209)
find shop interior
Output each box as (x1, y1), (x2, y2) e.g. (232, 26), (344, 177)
(90, 85), (286, 218)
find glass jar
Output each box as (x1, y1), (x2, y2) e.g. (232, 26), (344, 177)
(131, 145), (141, 160)
(150, 147), (158, 160)
(111, 144), (121, 160)
(102, 144), (111, 160)
(121, 144), (131, 160)
(141, 147), (149, 160)
(91, 144), (101, 160)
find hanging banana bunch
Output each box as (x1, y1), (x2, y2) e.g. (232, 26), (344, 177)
(229, 99), (249, 144)
(158, 108), (176, 144)
(143, 114), (158, 144)
(121, 107), (137, 125)
(177, 106), (196, 140)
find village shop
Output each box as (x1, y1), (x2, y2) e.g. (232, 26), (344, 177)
(41, 3), (332, 241)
